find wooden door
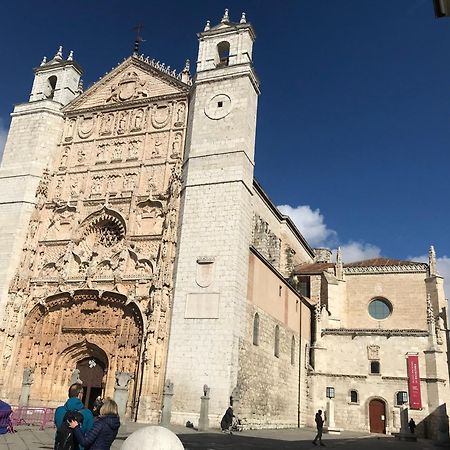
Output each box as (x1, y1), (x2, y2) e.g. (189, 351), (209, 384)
(77, 358), (106, 410)
(369, 399), (386, 433)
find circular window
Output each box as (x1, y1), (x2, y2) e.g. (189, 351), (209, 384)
(368, 298), (392, 320)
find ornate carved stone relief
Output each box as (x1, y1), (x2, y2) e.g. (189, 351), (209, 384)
(151, 104), (172, 130)
(135, 199), (164, 235)
(367, 345), (380, 360)
(78, 116), (96, 139)
(106, 71), (150, 103)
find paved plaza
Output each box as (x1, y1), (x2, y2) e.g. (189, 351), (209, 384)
(0, 423), (443, 450)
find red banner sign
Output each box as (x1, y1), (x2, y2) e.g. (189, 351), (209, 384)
(407, 355), (422, 410)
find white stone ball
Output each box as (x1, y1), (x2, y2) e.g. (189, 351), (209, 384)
(120, 426), (185, 450)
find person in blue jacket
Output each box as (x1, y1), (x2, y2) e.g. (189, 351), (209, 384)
(54, 383), (94, 448)
(68, 397), (120, 450)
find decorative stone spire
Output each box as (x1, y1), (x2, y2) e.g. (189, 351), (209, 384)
(67, 50), (74, 61)
(240, 12), (247, 23)
(429, 245), (437, 276)
(335, 246), (343, 280)
(221, 8), (230, 23)
(40, 56), (47, 66)
(54, 46), (63, 61)
(181, 59), (190, 84)
(204, 20), (211, 31)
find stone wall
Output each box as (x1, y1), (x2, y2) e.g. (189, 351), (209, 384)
(310, 332), (450, 437)
(345, 272), (428, 330)
(238, 251), (312, 428)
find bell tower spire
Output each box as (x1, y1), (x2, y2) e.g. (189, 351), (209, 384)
(29, 46), (82, 105)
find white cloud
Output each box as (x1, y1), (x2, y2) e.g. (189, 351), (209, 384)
(277, 203), (380, 262)
(278, 204), (337, 247)
(410, 254), (450, 299)
(338, 241), (382, 262)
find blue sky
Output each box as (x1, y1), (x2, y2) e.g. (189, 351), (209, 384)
(1, 1), (450, 284)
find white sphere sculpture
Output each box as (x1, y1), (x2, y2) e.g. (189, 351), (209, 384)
(120, 425), (185, 450)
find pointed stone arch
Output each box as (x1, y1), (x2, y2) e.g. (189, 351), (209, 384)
(14, 290), (144, 410)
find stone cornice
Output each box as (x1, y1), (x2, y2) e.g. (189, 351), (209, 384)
(323, 328), (428, 337)
(64, 91), (188, 117)
(310, 372), (368, 379)
(344, 263), (428, 275)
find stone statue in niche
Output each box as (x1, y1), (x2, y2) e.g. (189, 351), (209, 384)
(123, 173), (136, 191)
(54, 177), (64, 199)
(115, 371), (133, 389)
(70, 176), (80, 197)
(77, 145), (87, 164)
(152, 134), (165, 157)
(2, 334), (14, 368)
(97, 142), (109, 161)
(60, 147), (69, 167)
(131, 109), (144, 131)
(100, 113), (114, 136)
(65, 118), (76, 141)
(116, 111), (129, 135)
(106, 174), (120, 192)
(128, 139), (141, 159)
(174, 103), (186, 126)
(112, 140), (125, 160)
(92, 176), (103, 195)
(70, 368), (82, 385)
(23, 367), (35, 385)
(170, 133), (182, 159)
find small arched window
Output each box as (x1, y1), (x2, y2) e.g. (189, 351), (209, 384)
(370, 361), (380, 374)
(274, 325), (280, 358)
(291, 336), (295, 365)
(350, 390), (358, 403)
(217, 41), (230, 67)
(46, 75), (58, 99)
(253, 313), (260, 346)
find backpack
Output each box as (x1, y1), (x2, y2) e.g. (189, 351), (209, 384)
(54, 408), (84, 450)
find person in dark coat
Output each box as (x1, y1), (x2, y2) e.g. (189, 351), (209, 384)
(69, 398), (120, 450)
(409, 418), (416, 434)
(220, 406), (234, 433)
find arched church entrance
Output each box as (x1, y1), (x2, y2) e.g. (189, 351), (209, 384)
(368, 398), (386, 434)
(17, 290), (144, 411)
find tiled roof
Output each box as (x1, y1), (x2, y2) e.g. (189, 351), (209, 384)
(293, 262), (334, 275)
(343, 258), (421, 268)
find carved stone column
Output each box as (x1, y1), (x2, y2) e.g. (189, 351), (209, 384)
(198, 384), (210, 431)
(114, 372), (133, 419)
(19, 367), (34, 406)
(160, 379), (174, 427)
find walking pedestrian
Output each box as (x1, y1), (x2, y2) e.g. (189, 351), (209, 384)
(312, 409), (325, 446)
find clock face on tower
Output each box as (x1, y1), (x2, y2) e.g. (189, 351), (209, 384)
(204, 94), (232, 120)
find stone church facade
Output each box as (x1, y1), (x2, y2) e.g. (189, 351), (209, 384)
(0, 10), (448, 437)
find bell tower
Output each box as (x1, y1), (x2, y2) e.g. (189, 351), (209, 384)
(165, 10), (259, 423)
(29, 46), (82, 105)
(0, 47), (82, 316)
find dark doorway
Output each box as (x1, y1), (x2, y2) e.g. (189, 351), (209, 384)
(369, 398), (386, 433)
(76, 357), (106, 410)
